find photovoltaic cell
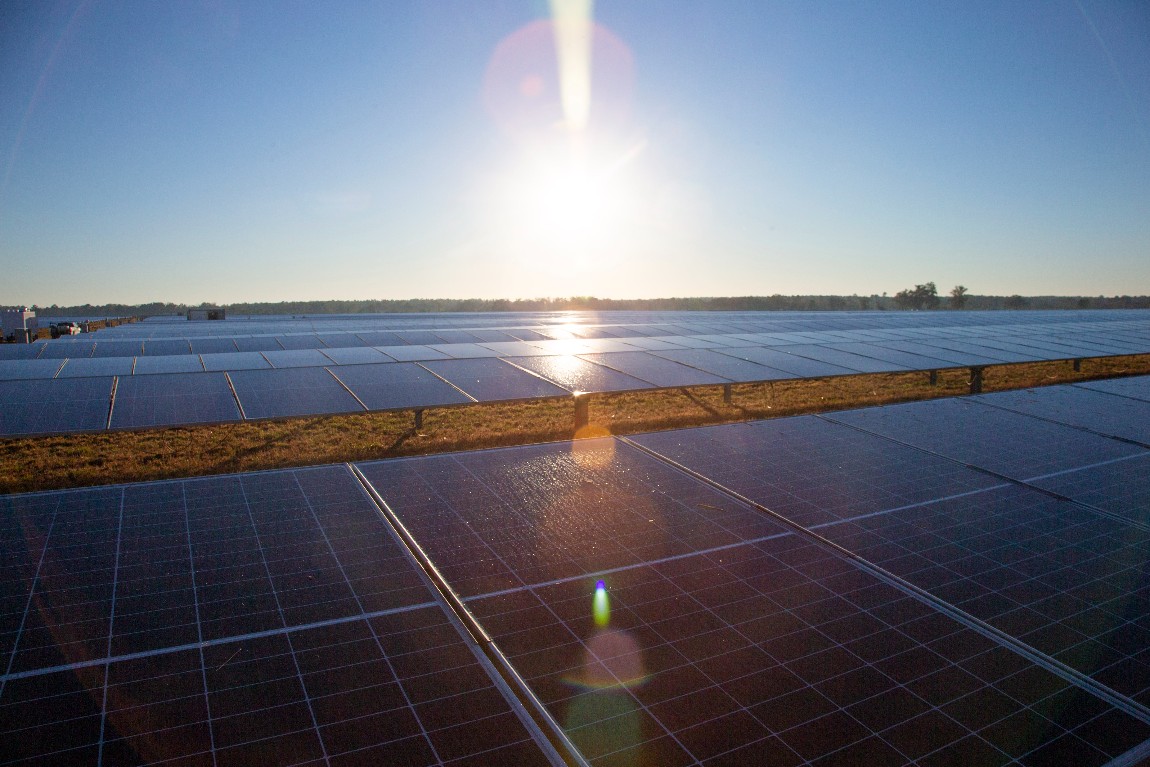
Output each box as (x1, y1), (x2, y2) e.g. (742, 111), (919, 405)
(228, 367), (364, 419)
(507, 355), (655, 393)
(420, 358), (570, 401)
(0, 376), (113, 437)
(55, 356), (135, 378)
(0, 466), (558, 766)
(110, 372), (241, 429)
(578, 351), (732, 387)
(974, 385), (1150, 445)
(330, 362), (473, 410)
(825, 398), (1144, 481)
(631, 417), (1003, 527)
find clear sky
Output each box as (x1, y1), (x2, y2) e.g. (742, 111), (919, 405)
(1, 0), (1148, 306)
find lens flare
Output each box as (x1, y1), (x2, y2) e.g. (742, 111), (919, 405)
(549, 0), (592, 132)
(593, 579), (610, 628)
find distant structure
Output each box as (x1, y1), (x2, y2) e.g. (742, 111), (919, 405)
(188, 308), (226, 321)
(2, 307), (38, 343)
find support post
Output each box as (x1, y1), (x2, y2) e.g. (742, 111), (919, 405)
(1073, 358), (1081, 372)
(574, 395), (589, 433)
(414, 409), (424, 430)
(928, 370), (938, 386)
(723, 384), (732, 405)
(969, 366), (984, 395)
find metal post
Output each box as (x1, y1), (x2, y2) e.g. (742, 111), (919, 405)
(414, 409), (424, 430)
(723, 384), (732, 405)
(928, 370), (938, 386)
(1073, 359), (1081, 372)
(574, 395), (589, 433)
(969, 366), (984, 394)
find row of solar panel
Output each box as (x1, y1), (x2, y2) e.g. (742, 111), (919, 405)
(92, 308), (1150, 343)
(6, 333), (1150, 438)
(4, 322), (1149, 382)
(19, 314), (1150, 357)
(2, 377), (1149, 765)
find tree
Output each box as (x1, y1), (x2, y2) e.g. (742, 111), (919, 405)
(1004, 294), (1028, 309)
(950, 285), (968, 310)
(893, 282), (939, 310)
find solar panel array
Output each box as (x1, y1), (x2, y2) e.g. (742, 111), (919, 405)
(3, 310), (1149, 437)
(4, 375), (1150, 765)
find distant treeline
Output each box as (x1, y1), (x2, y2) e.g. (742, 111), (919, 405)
(11, 294), (1150, 317)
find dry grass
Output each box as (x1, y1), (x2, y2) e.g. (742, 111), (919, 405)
(2, 354), (1148, 495)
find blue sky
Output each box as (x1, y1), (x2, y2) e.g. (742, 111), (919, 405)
(1, 0), (1148, 305)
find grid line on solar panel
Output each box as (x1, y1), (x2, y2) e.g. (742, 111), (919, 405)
(0, 467), (560, 766)
(356, 441), (1150, 765)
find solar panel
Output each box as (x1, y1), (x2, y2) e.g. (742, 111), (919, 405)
(772, 344), (910, 373)
(577, 351), (732, 387)
(355, 442), (1150, 766)
(974, 385), (1150, 445)
(715, 347), (856, 378)
(188, 338), (239, 354)
(825, 398), (1144, 481)
(420, 358), (570, 401)
(90, 341), (144, 358)
(140, 339), (192, 356)
(0, 358), (64, 381)
(1028, 454), (1150, 526)
(200, 351), (272, 372)
(396, 330), (448, 345)
(427, 343), (503, 359)
(37, 341), (94, 359)
(507, 355), (655, 393)
(132, 354), (206, 375)
(274, 334), (325, 350)
(233, 336), (282, 352)
(631, 417), (1004, 527)
(228, 367), (365, 419)
(1077, 376), (1150, 403)
(0, 344), (45, 361)
(262, 349), (333, 368)
(0, 467), (560, 766)
(813, 485), (1150, 706)
(315, 332), (367, 349)
(821, 342), (957, 370)
(110, 372), (241, 429)
(329, 363), (473, 410)
(55, 356), (136, 378)
(374, 344), (452, 362)
(0, 377), (114, 437)
(649, 348), (797, 382)
(869, 341), (1002, 367)
(319, 346), (393, 365)
(354, 331), (407, 347)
